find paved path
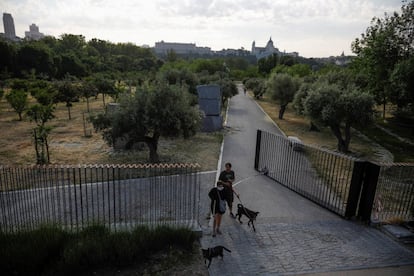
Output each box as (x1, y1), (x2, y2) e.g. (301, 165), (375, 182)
(200, 86), (414, 275)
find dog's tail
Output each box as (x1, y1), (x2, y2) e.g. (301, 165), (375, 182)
(222, 246), (231, 252)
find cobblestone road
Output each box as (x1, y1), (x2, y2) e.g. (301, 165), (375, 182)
(202, 218), (414, 275)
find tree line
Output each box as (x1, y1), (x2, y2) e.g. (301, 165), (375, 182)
(245, 1), (413, 153)
(0, 34), (240, 164)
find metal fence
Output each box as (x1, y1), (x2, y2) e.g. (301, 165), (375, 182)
(0, 164), (201, 233)
(254, 130), (358, 217)
(254, 130), (414, 223)
(372, 163), (414, 222)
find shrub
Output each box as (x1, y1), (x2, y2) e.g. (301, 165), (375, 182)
(0, 224), (198, 275)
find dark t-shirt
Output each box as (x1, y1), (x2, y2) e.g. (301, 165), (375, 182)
(219, 170), (235, 197)
(208, 187), (226, 214)
(219, 170), (235, 183)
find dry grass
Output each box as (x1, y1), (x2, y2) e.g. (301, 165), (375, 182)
(0, 95), (221, 171)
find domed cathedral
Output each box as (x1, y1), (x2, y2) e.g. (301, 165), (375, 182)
(251, 37), (299, 59)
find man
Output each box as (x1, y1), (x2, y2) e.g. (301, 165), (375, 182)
(218, 162), (237, 218)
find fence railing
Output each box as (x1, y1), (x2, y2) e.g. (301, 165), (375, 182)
(254, 130), (358, 217)
(372, 163), (414, 222)
(255, 130), (414, 223)
(0, 164), (201, 233)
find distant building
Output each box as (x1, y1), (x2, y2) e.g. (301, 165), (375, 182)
(314, 52), (353, 67)
(154, 40), (212, 55)
(25, 23), (44, 40)
(3, 13), (17, 41)
(251, 37), (298, 59)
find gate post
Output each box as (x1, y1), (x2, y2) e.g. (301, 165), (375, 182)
(345, 161), (366, 219)
(254, 130), (262, 171)
(358, 162), (381, 221)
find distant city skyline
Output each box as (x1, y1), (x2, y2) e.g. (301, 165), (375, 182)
(0, 0), (404, 58)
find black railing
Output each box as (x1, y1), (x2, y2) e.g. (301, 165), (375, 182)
(255, 130), (414, 223)
(0, 164), (201, 233)
(372, 163), (414, 222)
(255, 130), (357, 217)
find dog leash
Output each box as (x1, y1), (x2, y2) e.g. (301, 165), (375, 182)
(232, 167), (269, 188)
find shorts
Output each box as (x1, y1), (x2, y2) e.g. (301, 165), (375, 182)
(224, 190), (234, 205)
(211, 201), (225, 215)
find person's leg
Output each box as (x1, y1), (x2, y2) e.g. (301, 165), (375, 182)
(228, 195), (235, 218)
(216, 214), (222, 234)
(213, 214), (218, 236)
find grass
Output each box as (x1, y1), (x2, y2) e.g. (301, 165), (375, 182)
(254, 93), (414, 163)
(0, 94), (222, 170)
(0, 224), (200, 275)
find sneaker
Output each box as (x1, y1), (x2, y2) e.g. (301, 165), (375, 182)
(212, 230), (216, 237)
(216, 229), (222, 235)
(230, 212), (236, 218)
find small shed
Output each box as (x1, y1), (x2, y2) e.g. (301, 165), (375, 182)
(197, 85), (223, 132)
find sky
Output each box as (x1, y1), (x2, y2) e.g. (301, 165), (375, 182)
(1, 0), (405, 58)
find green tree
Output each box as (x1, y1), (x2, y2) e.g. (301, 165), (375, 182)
(6, 89), (28, 120)
(351, 1), (413, 118)
(245, 78), (265, 99)
(16, 42), (55, 78)
(304, 84), (375, 152)
(258, 53), (279, 75)
(91, 83), (202, 162)
(390, 56), (414, 114)
(0, 39), (16, 77)
(55, 78), (79, 120)
(92, 76), (116, 106)
(266, 73), (301, 119)
(78, 80), (98, 112)
(218, 78), (238, 106)
(27, 103), (55, 164)
(29, 80), (57, 106)
(292, 83), (319, 131)
(56, 53), (87, 78)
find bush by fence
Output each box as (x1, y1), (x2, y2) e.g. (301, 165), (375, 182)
(0, 224), (198, 275)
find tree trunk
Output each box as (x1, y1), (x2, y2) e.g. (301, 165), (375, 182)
(382, 101), (386, 120)
(279, 104), (287, 119)
(330, 125), (348, 152)
(66, 104), (72, 120)
(344, 122), (352, 153)
(144, 133), (160, 163)
(102, 93), (106, 106)
(309, 121), (320, 132)
(18, 112), (23, 121)
(86, 97), (90, 113)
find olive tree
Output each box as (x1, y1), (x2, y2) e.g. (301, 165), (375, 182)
(266, 73), (301, 119)
(6, 89), (28, 121)
(304, 84), (375, 152)
(92, 83), (202, 162)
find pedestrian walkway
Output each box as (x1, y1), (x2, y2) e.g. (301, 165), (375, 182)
(200, 87), (414, 275)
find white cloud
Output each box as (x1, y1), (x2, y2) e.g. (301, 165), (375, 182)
(0, 0), (404, 57)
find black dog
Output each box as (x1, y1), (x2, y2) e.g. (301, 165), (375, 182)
(236, 203), (259, 232)
(201, 246), (231, 268)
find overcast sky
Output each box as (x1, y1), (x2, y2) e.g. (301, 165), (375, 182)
(1, 0), (404, 58)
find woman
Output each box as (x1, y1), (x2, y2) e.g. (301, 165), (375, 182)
(208, 182), (226, 237)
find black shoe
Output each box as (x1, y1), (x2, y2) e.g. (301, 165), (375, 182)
(230, 213), (236, 218)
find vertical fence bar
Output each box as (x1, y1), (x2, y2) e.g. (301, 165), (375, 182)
(358, 162), (381, 221)
(345, 161), (366, 219)
(254, 130), (262, 171)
